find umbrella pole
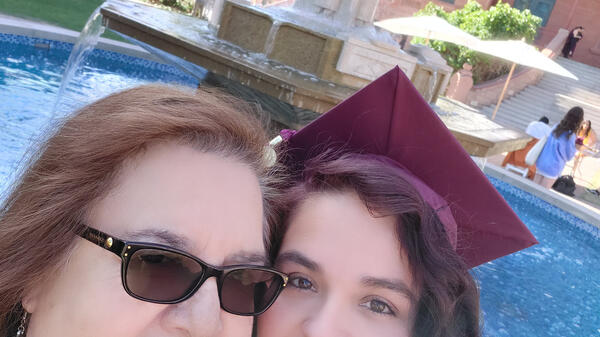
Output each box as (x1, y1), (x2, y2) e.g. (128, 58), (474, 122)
(491, 62), (517, 120)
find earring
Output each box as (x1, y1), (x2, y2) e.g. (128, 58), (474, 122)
(15, 310), (28, 337)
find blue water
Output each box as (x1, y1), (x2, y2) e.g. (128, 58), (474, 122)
(0, 33), (198, 191)
(1, 34), (599, 336)
(476, 179), (600, 337)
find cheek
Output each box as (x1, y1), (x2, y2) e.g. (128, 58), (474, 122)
(258, 290), (319, 337)
(221, 314), (254, 336)
(258, 290), (413, 337)
(26, 243), (164, 336)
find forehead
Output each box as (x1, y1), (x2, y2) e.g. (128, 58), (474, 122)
(282, 191), (412, 284)
(88, 142), (265, 264)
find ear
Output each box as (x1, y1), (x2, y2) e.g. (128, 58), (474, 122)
(21, 285), (41, 314)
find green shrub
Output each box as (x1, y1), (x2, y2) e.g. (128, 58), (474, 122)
(144, 0), (193, 13)
(413, 1), (542, 83)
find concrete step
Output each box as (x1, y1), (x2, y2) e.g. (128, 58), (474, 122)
(482, 96), (593, 131)
(506, 92), (600, 124)
(557, 57), (600, 75)
(540, 75), (599, 92)
(556, 58), (600, 73)
(532, 86), (600, 108)
(480, 57), (600, 133)
(481, 104), (536, 130)
(535, 84), (600, 105)
(538, 78), (600, 97)
(538, 79), (600, 94)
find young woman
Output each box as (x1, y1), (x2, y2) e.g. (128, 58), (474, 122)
(259, 67), (536, 337)
(572, 120), (597, 175)
(535, 107), (584, 188)
(260, 154), (480, 337)
(0, 85), (287, 336)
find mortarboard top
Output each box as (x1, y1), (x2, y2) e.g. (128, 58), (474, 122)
(281, 66), (537, 268)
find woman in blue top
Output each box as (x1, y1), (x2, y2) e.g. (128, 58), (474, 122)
(535, 106), (584, 188)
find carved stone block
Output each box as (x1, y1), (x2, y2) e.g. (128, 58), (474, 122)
(268, 24), (329, 75)
(336, 38), (417, 81)
(217, 2), (272, 53)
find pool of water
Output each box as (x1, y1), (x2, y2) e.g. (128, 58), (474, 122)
(1, 33), (599, 337)
(0, 33), (198, 190)
(476, 178), (599, 337)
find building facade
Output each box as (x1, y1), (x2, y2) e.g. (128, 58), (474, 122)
(375, 0), (600, 68)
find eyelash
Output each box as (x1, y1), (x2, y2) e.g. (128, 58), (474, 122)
(288, 273), (317, 292)
(359, 297), (397, 317)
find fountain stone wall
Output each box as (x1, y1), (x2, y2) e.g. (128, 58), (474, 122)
(215, 0), (447, 101)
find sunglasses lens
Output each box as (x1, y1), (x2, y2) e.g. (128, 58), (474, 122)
(126, 248), (203, 302)
(221, 269), (284, 315)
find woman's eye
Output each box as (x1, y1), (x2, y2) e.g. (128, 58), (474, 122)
(360, 299), (395, 316)
(289, 275), (315, 291)
(139, 254), (166, 264)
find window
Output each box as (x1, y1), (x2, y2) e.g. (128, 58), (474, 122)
(513, 0), (557, 26)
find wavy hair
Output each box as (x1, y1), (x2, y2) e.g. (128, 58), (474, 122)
(270, 153), (480, 337)
(553, 106), (584, 138)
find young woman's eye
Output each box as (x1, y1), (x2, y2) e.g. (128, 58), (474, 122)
(360, 298), (396, 316)
(288, 275), (316, 291)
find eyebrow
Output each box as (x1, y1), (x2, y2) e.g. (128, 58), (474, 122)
(276, 250), (320, 272)
(361, 276), (417, 303)
(224, 251), (268, 265)
(126, 228), (190, 250)
(126, 229), (267, 266)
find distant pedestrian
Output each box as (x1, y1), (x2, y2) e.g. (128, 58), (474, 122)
(502, 116), (551, 179)
(526, 116), (552, 139)
(535, 107), (584, 188)
(562, 26), (584, 58)
(572, 120), (597, 175)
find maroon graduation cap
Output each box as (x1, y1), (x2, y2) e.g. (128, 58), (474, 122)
(281, 66), (537, 268)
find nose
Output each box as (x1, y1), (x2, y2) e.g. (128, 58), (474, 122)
(162, 278), (223, 336)
(302, 296), (352, 337)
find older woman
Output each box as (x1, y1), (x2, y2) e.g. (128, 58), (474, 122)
(0, 85), (287, 336)
(259, 67), (536, 337)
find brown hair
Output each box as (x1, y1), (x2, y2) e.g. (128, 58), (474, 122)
(0, 85), (277, 334)
(271, 153), (480, 337)
(553, 106), (584, 138)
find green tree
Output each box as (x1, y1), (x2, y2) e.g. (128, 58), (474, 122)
(413, 1), (542, 83)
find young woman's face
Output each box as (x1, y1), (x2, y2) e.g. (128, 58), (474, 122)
(258, 191), (417, 337)
(583, 121), (591, 132)
(23, 142), (265, 337)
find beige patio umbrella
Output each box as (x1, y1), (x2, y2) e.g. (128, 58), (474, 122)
(471, 39), (578, 119)
(374, 16), (480, 47)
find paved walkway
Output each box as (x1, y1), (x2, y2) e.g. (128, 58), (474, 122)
(487, 153), (600, 226)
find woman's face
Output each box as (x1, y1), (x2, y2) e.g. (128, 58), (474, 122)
(583, 121), (591, 131)
(258, 191), (417, 337)
(23, 142), (265, 337)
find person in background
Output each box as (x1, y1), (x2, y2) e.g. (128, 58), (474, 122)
(572, 120), (597, 175)
(502, 116), (551, 179)
(562, 26), (584, 58)
(535, 107), (584, 188)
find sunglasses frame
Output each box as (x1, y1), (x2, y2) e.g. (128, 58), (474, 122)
(78, 226), (288, 316)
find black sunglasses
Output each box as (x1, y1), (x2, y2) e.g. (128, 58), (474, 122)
(78, 226), (288, 316)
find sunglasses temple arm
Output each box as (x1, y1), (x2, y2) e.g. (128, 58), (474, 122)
(80, 226), (126, 257)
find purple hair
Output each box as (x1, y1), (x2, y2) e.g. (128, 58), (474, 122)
(271, 152), (480, 337)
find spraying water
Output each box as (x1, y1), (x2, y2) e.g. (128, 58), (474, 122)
(52, 4), (106, 115)
(427, 68), (439, 102)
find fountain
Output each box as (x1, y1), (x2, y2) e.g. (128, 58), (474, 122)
(94, 0), (528, 156)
